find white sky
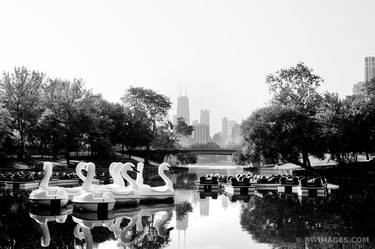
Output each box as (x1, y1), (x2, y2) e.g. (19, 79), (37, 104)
(0, 0), (374, 134)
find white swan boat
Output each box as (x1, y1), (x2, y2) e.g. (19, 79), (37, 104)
(65, 161), (123, 199)
(96, 162), (125, 191)
(110, 162), (140, 204)
(72, 162), (116, 212)
(29, 162), (69, 207)
(64, 162), (87, 199)
(137, 162), (175, 201)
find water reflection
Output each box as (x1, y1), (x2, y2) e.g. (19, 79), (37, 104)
(1, 167), (375, 249)
(29, 206), (73, 247)
(240, 189), (375, 248)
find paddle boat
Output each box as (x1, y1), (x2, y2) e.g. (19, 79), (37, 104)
(222, 175), (255, 195)
(198, 190), (219, 199)
(29, 162), (69, 207)
(277, 175), (300, 194)
(72, 162), (116, 212)
(96, 162), (125, 191)
(296, 177), (327, 197)
(195, 173), (219, 192)
(63, 162), (88, 199)
(137, 162), (175, 202)
(29, 206), (73, 247)
(109, 162), (140, 205)
(65, 162), (122, 199)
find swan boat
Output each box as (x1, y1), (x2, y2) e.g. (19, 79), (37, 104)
(137, 162), (175, 202)
(29, 162), (69, 207)
(109, 162), (140, 205)
(72, 162), (116, 212)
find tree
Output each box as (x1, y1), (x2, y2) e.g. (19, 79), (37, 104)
(78, 93), (115, 158)
(0, 105), (11, 153)
(0, 66), (45, 159)
(315, 91), (375, 164)
(152, 118), (194, 149)
(240, 63), (326, 168)
(241, 105), (324, 169)
(42, 78), (86, 165)
(122, 109), (154, 149)
(266, 62), (323, 115)
(121, 87), (172, 138)
(363, 77), (375, 97)
(34, 109), (65, 158)
(190, 142), (220, 149)
(174, 117), (194, 137)
(121, 86), (172, 149)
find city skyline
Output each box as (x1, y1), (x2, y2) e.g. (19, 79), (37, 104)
(1, 0), (375, 134)
(173, 89), (241, 135)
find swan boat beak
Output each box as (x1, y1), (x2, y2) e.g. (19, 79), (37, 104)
(131, 166), (140, 173)
(167, 166), (174, 172)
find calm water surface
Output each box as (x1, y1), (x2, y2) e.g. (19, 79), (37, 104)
(1, 166), (375, 249)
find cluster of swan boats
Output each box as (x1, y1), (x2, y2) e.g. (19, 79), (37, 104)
(196, 173), (339, 197)
(28, 161), (174, 212)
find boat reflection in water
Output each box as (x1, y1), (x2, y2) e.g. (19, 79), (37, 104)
(1, 168), (375, 248)
(69, 203), (174, 249)
(29, 206), (73, 247)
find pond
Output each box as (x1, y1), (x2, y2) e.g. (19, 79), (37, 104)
(0, 167), (375, 249)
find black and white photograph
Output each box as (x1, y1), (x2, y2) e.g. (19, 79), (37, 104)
(0, 0), (375, 248)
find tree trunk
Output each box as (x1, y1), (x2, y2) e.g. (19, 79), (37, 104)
(366, 152), (370, 160)
(302, 151), (312, 169)
(17, 116), (25, 160)
(40, 142), (44, 159)
(52, 135), (58, 159)
(66, 140), (70, 167)
(144, 145), (150, 165)
(53, 148), (58, 160)
(335, 153), (342, 164)
(18, 133), (25, 160)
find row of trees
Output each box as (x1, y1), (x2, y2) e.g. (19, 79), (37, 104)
(0, 66), (192, 164)
(240, 62), (375, 169)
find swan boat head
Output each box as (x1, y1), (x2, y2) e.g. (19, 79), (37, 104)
(120, 162), (140, 191)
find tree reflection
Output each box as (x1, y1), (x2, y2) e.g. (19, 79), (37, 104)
(118, 205), (174, 249)
(240, 189), (375, 248)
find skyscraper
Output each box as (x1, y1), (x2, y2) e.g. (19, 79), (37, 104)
(228, 120), (236, 143)
(222, 117), (228, 145)
(176, 91), (190, 124)
(365, 56), (375, 82)
(193, 123), (210, 144)
(200, 109), (210, 126)
(231, 123), (241, 144)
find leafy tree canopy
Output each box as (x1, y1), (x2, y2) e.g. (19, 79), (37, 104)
(121, 86), (172, 126)
(241, 105), (324, 168)
(266, 62), (323, 114)
(0, 66), (45, 158)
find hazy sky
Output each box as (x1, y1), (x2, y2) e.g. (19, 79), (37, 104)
(1, 0), (374, 134)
